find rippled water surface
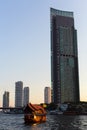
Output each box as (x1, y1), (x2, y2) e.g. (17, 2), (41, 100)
(0, 113), (87, 130)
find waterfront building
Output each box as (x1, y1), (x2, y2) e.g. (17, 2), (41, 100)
(50, 8), (80, 104)
(15, 81), (23, 107)
(44, 87), (51, 104)
(3, 91), (9, 108)
(23, 87), (29, 106)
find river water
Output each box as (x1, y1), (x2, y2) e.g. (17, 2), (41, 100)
(0, 113), (87, 130)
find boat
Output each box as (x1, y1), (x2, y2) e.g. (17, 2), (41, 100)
(63, 111), (78, 115)
(24, 103), (46, 123)
(49, 110), (63, 115)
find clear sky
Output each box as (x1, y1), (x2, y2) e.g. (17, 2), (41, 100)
(0, 0), (87, 107)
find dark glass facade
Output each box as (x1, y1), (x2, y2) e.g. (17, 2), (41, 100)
(51, 8), (80, 104)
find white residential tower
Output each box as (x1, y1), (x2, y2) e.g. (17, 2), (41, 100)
(44, 87), (51, 104)
(15, 81), (23, 107)
(23, 87), (29, 106)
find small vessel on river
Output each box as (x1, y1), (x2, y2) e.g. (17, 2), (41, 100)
(24, 103), (46, 123)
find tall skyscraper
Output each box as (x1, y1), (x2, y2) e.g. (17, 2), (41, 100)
(15, 81), (23, 107)
(44, 87), (51, 104)
(23, 87), (29, 106)
(51, 8), (80, 104)
(3, 91), (9, 108)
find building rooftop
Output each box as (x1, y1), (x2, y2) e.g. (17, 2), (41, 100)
(51, 8), (73, 18)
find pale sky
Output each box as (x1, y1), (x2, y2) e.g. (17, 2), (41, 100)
(0, 0), (87, 107)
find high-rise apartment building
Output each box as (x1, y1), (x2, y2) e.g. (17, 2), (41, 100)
(51, 8), (80, 104)
(44, 87), (51, 104)
(3, 91), (9, 108)
(15, 81), (23, 107)
(23, 87), (29, 106)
